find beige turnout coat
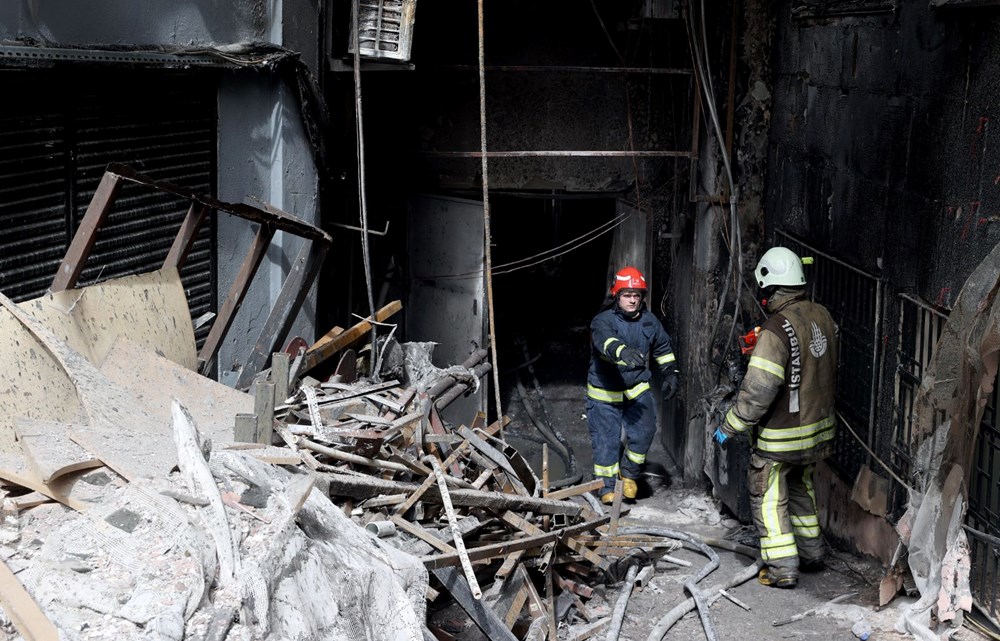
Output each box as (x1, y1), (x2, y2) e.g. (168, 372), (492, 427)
(724, 289), (838, 464)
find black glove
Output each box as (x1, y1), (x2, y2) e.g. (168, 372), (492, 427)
(661, 371), (679, 400)
(618, 346), (646, 368)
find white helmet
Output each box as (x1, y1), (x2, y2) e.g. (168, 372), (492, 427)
(755, 247), (806, 288)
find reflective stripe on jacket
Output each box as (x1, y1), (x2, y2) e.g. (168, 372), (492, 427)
(727, 290), (837, 463)
(587, 302), (676, 404)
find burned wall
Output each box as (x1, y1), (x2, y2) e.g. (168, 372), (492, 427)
(766, 1), (1000, 304)
(324, 1), (701, 387)
(762, 0), (1000, 575)
(0, 1), (269, 47)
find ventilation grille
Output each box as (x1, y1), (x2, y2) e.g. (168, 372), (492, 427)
(350, 0), (417, 61)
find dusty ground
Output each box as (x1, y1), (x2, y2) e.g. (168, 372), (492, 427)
(492, 328), (991, 641)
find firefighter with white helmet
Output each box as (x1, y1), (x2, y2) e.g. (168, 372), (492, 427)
(716, 246), (838, 588)
(586, 266), (679, 505)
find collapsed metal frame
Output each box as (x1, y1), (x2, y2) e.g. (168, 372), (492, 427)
(49, 163), (332, 383)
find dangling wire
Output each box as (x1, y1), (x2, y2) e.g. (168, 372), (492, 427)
(684, 0), (745, 375)
(352, 0), (379, 375)
(478, 0), (504, 428)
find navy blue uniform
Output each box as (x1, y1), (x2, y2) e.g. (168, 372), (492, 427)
(586, 302), (677, 491)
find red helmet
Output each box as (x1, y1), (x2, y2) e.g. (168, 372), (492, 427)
(610, 266), (647, 297)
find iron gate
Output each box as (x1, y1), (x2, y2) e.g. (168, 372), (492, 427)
(776, 231), (883, 483)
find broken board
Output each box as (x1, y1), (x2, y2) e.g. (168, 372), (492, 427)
(14, 418), (102, 484)
(99, 335), (253, 440)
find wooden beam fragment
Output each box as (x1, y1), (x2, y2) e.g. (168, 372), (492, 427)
(0, 557), (59, 641)
(50, 171), (124, 293)
(302, 301), (402, 374)
(198, 223), (274, 374)
(325, 472), (583, 516)
(392, 515), (455, 554)
(499, 511), (606, 568)
(432, 567), (519, 641)
(163, 202), (209, 270)
(394, 442), (471, 516)
(421, 515), (610, 569)
(544, 479), (605, 501)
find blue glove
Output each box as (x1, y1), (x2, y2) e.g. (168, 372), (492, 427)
(714, 428), (729, 445)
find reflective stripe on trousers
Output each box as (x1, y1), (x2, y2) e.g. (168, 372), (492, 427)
(586, 392), (656, 492)
(748, 456), (826, 568)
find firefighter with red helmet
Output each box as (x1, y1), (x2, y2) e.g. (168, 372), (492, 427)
(587, 266), (679, 504)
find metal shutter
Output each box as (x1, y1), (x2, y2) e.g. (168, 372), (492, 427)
(0, 67), (216, 343)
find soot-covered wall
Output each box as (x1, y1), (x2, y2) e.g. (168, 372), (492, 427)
(767, 1), (1000, 306)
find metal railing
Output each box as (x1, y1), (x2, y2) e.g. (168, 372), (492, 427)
(777, 231), (883, 482)
(967, 366), (1000, 618)
(889, 294), (947, 515)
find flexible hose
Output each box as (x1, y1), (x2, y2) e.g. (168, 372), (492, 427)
(646, 560), (763, 641)
(617, 527), (721, 641)
(605, 564), (640, 641)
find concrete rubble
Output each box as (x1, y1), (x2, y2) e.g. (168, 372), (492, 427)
(0, 266), (750, 641)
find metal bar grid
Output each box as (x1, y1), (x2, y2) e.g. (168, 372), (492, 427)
(889, 295), (947, 485)
(968, 368), (1000, 617)
(775, 231), (882, 483)
(967, 502), (1000, 619)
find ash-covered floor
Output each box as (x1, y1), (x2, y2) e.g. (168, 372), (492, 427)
(492, 329), (988, 641)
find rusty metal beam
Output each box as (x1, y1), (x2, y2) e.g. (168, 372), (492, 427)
(422, 150), (692, 158)
(197, 224), (274, 374)
(163, 202), (210, 270)
(235, 239), (329, 389)
(50, 172), (124, 293)
(107, 163), (330, 242)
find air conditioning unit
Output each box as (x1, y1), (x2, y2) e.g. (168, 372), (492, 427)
(349, 0), (417, 62)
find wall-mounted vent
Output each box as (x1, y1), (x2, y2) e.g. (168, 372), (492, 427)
(350, 0), (417, 62)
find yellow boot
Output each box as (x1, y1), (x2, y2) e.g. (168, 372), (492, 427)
(621, 477), (638, 499)
(600, 491), (616, 505)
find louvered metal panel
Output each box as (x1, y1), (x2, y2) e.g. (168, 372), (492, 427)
(0, 68), (216, 344)
(0, 110), (70, 301)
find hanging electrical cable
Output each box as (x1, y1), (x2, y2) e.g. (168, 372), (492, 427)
(352, 0), (379, 371)
(477, 0), (504, 429)
(589, 0), (648, 251)
(683, 0), (745, 372)
(412, 207), (635, 282)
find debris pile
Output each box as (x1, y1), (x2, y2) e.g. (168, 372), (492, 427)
(0, 270), (733, 641)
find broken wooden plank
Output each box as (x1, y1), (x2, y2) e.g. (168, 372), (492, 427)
(432, 567), (519, 641)
(0, 451), (94, 512)
(394, 442), (472, 516)
(14, 419), (102, 484)
(220, 444), (302, 466)
(421, 515), (611, 569)
(499, 511), (606, 568)
(391, 515), (456, 554)
(344, 412), (395, 426)
(544, 479), (605, 501)
(302, 301), (402, 374)
(325, 472), (583, 516)
(0, 557), (59, 641)
(298, 438), (410, 473)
